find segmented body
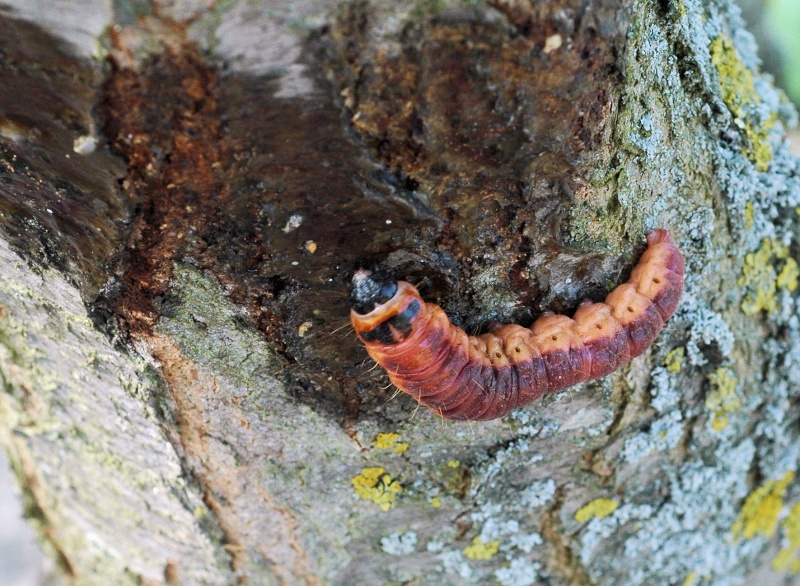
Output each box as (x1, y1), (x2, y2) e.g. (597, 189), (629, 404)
(350, 229), (684, 420)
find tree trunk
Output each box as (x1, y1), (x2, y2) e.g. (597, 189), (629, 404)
(1, 0), (799, 585)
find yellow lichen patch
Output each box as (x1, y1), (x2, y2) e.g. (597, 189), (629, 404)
(773, 502), (800, 573)
(705, 367), (740, 432)
(374, 432), (401, 449)
(682, 572), (699, 586)
(710, 35), (774, 171)
(352, 467), (403, 511)
(739, 239), (779, 314)
(732, 471), (795, 541)
(775, 241), (791, 259)
(575, 498), (619, 523)
(663, 346), (685, 373)
(739, 238), (799, 315)
(745, 121), (775, 171)
(463, 536), (500, 560)
(393, 442), (409, 453)
(447, 459), (460, 468)
(777, 257), (799, 292)
(431, 496), (442, 508)
(744, 201), (755, 230)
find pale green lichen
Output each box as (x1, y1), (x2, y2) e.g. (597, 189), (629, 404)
(463, 536), (499, 560)
(732, 471), (795, 541)
(575, 498), (619, 523)
(663, 347), (685, 373)
(773, 502), (800, 573)
(682, 571), (700, 586)
(352, 467), (403, 511)
(373, 432), (409, 453)
(427, 459), (468, 498)
(710, 35), (774, 171)
(777, 257), (799, 292)
(705, 367), (740, 432)
(374, 432), (400, 449)
(744, 201), (755, 230)
(738, 238), (798, 315)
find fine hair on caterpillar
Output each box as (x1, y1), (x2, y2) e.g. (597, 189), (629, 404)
(349, 229), (684, 421)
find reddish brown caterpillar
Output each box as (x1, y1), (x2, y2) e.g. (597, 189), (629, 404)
(350, 229), (684, 421)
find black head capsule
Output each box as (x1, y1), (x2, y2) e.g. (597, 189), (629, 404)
(350, 269), (399, 315)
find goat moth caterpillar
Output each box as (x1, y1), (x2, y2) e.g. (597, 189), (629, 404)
(350, 229), (684, 421)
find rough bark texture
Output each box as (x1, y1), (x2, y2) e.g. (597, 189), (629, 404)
(0, 0), (799, 585)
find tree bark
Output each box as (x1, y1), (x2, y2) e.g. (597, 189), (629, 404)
(0, 0), (799, 585)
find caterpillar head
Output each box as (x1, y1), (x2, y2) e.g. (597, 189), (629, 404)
(350, 270), (424, 345)
(350, 269), (399, 315)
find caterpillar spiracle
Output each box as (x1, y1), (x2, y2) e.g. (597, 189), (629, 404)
(349, 229), (684, 421)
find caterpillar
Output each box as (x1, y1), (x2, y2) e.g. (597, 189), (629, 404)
(350, 229), (684, 421)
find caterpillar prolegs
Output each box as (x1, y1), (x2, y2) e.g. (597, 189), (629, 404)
(350, 229), (684, 421)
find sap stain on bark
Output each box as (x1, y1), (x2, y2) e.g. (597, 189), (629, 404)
(0, 15), (129, 302)
(100, 43), (228, 337)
